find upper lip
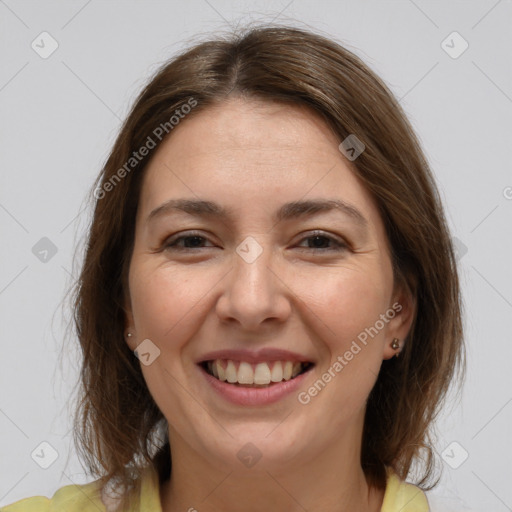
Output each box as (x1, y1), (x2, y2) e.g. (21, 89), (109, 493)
(197, 348), (314, 365)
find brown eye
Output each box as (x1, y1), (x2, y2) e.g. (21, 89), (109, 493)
(296, 232), (348, 251)
(164, 232), (215, 250)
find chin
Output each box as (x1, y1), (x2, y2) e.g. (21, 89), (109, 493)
(201, 423), (310, 471)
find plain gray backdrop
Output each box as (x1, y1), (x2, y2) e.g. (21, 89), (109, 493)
(1, 1), (511, 511)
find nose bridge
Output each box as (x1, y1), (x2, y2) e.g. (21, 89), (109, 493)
(238, 235), (272, 279)
(217, 235), (289, 327)
(233, 234), (275, 299)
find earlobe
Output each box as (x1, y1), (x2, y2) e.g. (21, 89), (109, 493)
(383, 283), (416, 360)
(383, 336), (402, 360)
(125, 331), (136, 350)
(391, 337), (401, 357)
(123, 299), (137, 350)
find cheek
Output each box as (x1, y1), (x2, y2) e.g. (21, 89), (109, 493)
(295, 265), (390, 346)
(130, 263), (210, 339)
(128, 264), (214, 426)
(305, 270), (390, 399)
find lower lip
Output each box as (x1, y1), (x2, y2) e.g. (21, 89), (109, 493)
(198, 364), (313, 406)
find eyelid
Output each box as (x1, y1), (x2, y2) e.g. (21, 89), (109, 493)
(162, 230), (215, 249)
(162, 229), (349, 252)
(295, 230), (349, 250)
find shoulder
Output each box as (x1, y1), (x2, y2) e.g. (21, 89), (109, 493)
(1, 466), (161, 512)
(381, 468), (430, 512)
(1, 478), (106, 512)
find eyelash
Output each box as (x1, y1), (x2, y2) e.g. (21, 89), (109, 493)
(162, 230), (348, 252)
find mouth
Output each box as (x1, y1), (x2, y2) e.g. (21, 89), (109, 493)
(199, 359), (314, 388)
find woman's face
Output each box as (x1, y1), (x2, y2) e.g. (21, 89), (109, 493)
(125, 97), (414, 471)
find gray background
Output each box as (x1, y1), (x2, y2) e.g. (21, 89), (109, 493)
(1, 1), (511, 510)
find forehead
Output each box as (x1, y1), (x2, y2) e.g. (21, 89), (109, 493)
(150, 98), (341, 171)
(138, 97), (381, 230)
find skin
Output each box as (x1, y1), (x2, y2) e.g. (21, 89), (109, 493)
(124, 97), (415, 512)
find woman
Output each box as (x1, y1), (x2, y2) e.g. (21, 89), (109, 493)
(3, 24), (465, 511)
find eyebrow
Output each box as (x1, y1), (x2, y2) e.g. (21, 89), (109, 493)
(147, 198), (369, 227)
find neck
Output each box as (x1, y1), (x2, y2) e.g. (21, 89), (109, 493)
(159, 420), (385, 512)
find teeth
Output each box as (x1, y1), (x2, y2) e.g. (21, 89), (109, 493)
(254, 362), (271, 385)
(270, 361), (283, 382)
(208, 360), (309, 385)
(291, 362), (302, 378)
(226, 360), (238, 383)
(217, 362), (227, 382)
(211, 361), (219, 378)
(283, 361), (293, 380)
(238, 362), (254, 384)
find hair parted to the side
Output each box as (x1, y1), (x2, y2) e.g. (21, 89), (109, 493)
(71, 23), (465, 510)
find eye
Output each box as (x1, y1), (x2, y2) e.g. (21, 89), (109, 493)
(163, 231), (216, 251)
(161, 230), (348, 252)
(296, 231), (348, 251)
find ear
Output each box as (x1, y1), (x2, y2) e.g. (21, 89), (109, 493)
(382, 278), (416, 360)
(123, 292), (137, 351)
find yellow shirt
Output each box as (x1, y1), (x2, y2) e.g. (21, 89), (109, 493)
(1, 465), (429, 511)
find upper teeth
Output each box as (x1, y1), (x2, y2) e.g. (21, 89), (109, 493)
(207, 360), (305, 385)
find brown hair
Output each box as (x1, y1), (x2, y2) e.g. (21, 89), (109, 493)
(71, 23), (465, 509)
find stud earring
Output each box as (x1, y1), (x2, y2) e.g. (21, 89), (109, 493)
(391, 338), (401, 357)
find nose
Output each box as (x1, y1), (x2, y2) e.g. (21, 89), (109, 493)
(215, 238), (291, 331)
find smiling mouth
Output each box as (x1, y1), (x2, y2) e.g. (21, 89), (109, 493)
(200, 359), (314, 387)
